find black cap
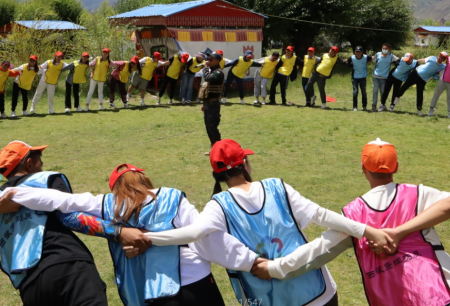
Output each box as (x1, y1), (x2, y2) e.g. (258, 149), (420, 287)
(209, 52), (222, 60)
(355, 46), (363, 52)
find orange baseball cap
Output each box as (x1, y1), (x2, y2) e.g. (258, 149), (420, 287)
(0, 141), (48, 178)
(55, 51), (64, 57)
(82, 52), (89, 57)
(210, 139), (254, 173)
(216, 49), (223, 56)
(331, 46), (339, 53)
(361, 138), (398, 173)
(109, 163), (145, 191)
(130, 56), (139, 64)
(102, 48), (110, 54)
(286, 46), (294, 52)
(181, 53), (189, 64)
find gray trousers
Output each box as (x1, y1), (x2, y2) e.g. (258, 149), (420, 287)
(372, 76), (387, 107)
(254, 71), (270, 98)
(430, 79), (450, 111)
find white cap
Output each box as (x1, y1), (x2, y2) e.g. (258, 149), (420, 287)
(366, 138), (392, 146)
(440, 51), (448, 57)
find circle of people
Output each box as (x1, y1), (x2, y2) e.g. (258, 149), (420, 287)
(0, 137), (450, 306)
(0, 43), (449, 119)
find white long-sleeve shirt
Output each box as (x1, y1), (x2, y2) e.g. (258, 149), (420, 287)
(5, 187), (257, 286)
(134, 181), (367, 306)
(37, 60), (69, 82)
(266, 182), (450, 288)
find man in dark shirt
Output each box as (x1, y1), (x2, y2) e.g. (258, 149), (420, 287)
(202, 53), (224, 155)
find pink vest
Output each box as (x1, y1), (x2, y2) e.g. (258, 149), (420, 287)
(443, 65), (450, 83)
(343, 184), (450, 306)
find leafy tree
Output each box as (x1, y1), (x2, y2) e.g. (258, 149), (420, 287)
(0, 0), (16, 27)
(51, 0), (85, 22)
(421, 18), (438, 26)
(15, 0), (59, 20)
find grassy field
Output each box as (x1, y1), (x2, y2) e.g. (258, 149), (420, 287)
(1, 61), (450, 306)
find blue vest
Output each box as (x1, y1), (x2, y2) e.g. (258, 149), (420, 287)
(417, 56), (446, 82)
(213, 178), (326, 306)
(351, 54), (368, 78)
(392, 59), (417, 81)
(102, 187), (183, 306)
(0, 171), (71, 288)
(373, 52), (393, 78)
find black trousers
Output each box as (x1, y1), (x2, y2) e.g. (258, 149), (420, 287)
(397, 69), (426, 110)
(203, 101), (221, 146)
(351, 77), (367, 108)
(20, 261), (108, 306)
(147, 273), (225, 306)
(381, 74), (403, 106)
(307, 71), (327, 104)
(223, 70), (244, 99)
(65, 81), (80, 108)
(0, 93), (4, 113)
(159, 75), (177, 99)
(12, 82), (29, 111)
(269, 73), (289, 104)
(109, 77), (127, 103)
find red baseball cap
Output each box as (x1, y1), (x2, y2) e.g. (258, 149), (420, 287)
(286, 46), (294, 52)
(82, 52), (89, 57)
(362, 138), (398, 173)
(29, 55), (38, 61)
(181, 53), (189, 64)
(102, 48), (110, 54)
(308, 47), (315, 53)
(331, 46), (339, 53)
(130, 56), (139, 64)
(0, 141), (48, 178)
(109, 163), (145, 191)
(210, 139), (254, 173)
(153, 52), (161, 60)
(216, 50), (223, 56)
(55, 51), (64, 57)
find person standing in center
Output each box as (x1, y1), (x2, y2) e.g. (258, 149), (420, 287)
(157, 52), (189, 105)
(180, 52), (205, 104)
(302, 47), (320, 107)
(346, 46), (372, 111)
(62, 52), (90, 113)
(371, 43), (399, 111)
(253, 51), (280, 105)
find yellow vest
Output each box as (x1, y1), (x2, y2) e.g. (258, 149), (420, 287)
(141, 57), (158, 81)
(316, 54), (337, 77)
(231, 56), (253, 78)
(259, 57), (278, 79)
(18, 64), (37, 90)
(0, 70), (10, 92)
(45, 60), (63, 85)
(188, 57), (205, 73)
(220, 58), (225, 69)
(93, 57), (110, 82)
(166, 55), (184, 80)
(302, 55), (316, 78)
(279, 55), (297, 76)
(72, 61), (88, 84)
(119, 62), (136, 83)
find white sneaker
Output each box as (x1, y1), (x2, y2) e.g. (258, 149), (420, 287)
(0, 113), (6, 118)
(49, 109), (55, 114)
(76, 107), (82, 112)
(389, 104), (395, 111)
(393, 97), (400, 105)
(30, 105), (35, 113)
(140, 100), (146, 106)
(221, 97), (226, 104)
(11, 111), (15, 117)
(65, 108), (70, 113)
(353, 108), (357, 111)
(428, 108), (435, 116)
(240, 99), (245, 105)
(168, 100), (173, 105)
(84, 105), (89, 111)
(22, 111), (28, 116)
(156, 99), (161, 106)
(99, 105), (105, 110)
(109, 102), (116, 108)
(417, 110), (424, 116)
(181, 98), (185, 104)
(261, 99), (266, 105)
(378, 105), (386, 112)
(254, 100), (260, 104)
(321, 103), (326, 109)
(126, 93), (130, 102)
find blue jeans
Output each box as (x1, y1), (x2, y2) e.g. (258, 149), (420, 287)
(372, 76), (386, 107)
(179, 72), (196, 101)
(352, 77), (367, 108)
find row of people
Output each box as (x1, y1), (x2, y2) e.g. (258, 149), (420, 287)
(0, 138), (449, 305)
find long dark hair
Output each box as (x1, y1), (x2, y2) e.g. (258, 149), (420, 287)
(211, 158), (252, 196)
(28, 59), (39, 73)
(79, 58), (89, 65)
(129, 61), (142, 75)
(100, 54), (111, 65)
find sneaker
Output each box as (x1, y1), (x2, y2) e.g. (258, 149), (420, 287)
(49, 109), (55, 114)
(353, 108), (357, 111)
(123, 103), (129, 108)
(417, 110), (424, 116)
(181, 98), (186, 104)
(378, 105), (386, 112)
(168, 100), (173, 105)
(11, 111), (16, 117)
(126, 93), (130, 102)
(261, 99), (266, 105)
(140, 100), (146, 106)
(428, 108), (435, 116)
(22, 111), (28, 116)
(0, 113), (6, 118)
(30, 105), (35, 113)
(204, 151), (211, 156)
(65, 108), (70, 113)
(254, 100), (260, 104)
(187, 100), (191, 104)
(109, 102), (116, 108)
(371, 106), (377, 112)
(321, 103), (326, 109)
(310, 95), (316, 106)
(240, 99), (245, 105)
(99, 105), (105, 110)
(393, 97), (400, 105)
(84, 105), (89, 111)
(287, 102), (293, 106)
(76, 107), (82, 112)
(221, 97), (226, 104)
(156, 99), (161, 106)
(389, 104), (395, 111)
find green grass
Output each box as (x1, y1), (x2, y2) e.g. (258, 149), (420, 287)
(1, 65), (450, 306)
